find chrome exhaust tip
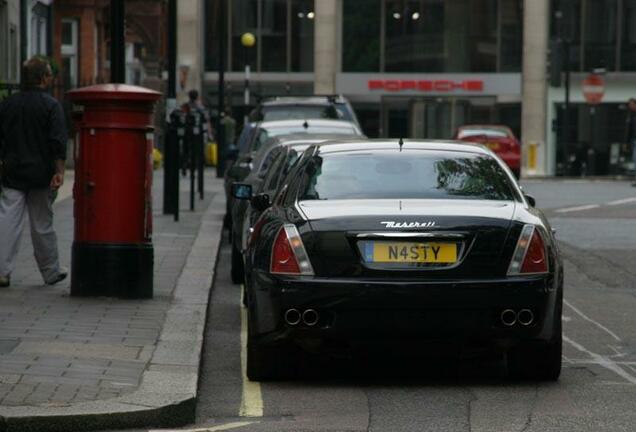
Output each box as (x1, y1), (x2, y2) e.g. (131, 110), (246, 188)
(501, 309), (517, 327)
(284, 308), (301, 326)
(517, 309), (534, 326)
(302, 309), (319, 327)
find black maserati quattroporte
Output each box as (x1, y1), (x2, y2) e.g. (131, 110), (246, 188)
(240, 140), (563, 382)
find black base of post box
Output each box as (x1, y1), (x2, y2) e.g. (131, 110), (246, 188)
(71, 242), (153, 299)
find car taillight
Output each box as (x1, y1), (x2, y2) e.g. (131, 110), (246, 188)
(508, 225), (549, 275)
(270, 224), (314, 275)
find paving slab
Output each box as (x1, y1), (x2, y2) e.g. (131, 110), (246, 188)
(0, 169), (225, 432)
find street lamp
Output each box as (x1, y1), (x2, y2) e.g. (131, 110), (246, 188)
(241, 32), (256, 125)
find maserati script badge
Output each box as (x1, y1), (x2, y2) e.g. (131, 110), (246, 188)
(380, 221), (436, 228)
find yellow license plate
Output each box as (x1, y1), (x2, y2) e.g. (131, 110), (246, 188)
(486, 142), (500, 150)
(369, 242), (457, 263)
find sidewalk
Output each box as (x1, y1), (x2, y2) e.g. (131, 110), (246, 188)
(0, 169), (225, 432)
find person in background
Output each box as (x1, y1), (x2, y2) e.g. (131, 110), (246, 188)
(0, 57), (68, 288)
(181, 90), (213, 174)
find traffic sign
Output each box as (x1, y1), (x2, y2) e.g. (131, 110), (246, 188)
(582, 73), (605, 105)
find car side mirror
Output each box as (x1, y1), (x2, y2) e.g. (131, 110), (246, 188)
(232, 183), (252, 200)
(251, 193), (271, 212)
(226, 145), (239, 161)
(524, 194), (536, 207)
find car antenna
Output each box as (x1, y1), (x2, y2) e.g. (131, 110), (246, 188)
(303, 120), (309, 129)
(399, 137), (404, 152)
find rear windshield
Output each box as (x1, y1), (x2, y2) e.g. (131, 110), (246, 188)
(259, 105), (342, 121)
(299, 151), (515, 201)
(253, 125), (358, 152)
(458, 128), (510, 139)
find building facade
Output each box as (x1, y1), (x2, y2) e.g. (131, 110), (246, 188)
(0, 0), (22, 87)
(51, 0), (168, 92)
(202, 0), (525, 159)
(200, 0), (635, 177)
(547, 0), (636, 176)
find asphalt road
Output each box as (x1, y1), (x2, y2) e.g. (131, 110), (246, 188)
(120, 179), (636, 432)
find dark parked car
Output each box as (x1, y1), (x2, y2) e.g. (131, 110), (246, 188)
(248, 95), (360, 128)
(229, 134), (361, 284)
(223, 119), (363, 228)
(240, 140), (563, 382)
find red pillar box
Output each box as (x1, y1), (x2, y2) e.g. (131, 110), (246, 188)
(68, 84), (161, 298)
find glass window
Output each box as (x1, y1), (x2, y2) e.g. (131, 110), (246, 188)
(9, 26), (17, 81)
(583, 0), (617, 71)
(0, 3), (7, 80)
(622, 0), (636, 71)
(231, 0), (258, 71)
(204, 0), (222, 71)
(499, 0), (523, 71)
(342, 0), (381, 71)
(261, 0), (287, 71)
(385, 0), (445, 72)
(291, 0), (314, 71)
(259, 105), (341, 121)
(299, 151), (515, 201)
(382, 0), (513, 73)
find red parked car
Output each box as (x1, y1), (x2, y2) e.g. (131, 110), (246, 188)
(454, 125), (521, 179)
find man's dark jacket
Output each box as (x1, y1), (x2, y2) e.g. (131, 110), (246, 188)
(0, 89), (67, 191)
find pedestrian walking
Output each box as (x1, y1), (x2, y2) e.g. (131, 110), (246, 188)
(0, 57), (68, 287)
(627, 98), (636, 186)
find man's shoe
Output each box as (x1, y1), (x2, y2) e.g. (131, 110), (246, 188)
(0, 276), (10, 287)
(45, 268), (68, 286)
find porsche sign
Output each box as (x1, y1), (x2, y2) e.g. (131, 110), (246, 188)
(368, 79), (484, 93)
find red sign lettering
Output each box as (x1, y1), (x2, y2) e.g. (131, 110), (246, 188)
(368, 80), (484, 93)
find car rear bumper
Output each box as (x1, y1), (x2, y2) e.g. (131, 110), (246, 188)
(498, 152), (521, 169)
(248, 271), (561, 353)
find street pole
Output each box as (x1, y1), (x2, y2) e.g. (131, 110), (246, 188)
(244, 63), (250, 125)
(240, 33), (256, 125)
(216, 0), (226, 178)
(163, 0), (179, 220)
(110, 0), (126, 83)
(563, 40), (571, 175)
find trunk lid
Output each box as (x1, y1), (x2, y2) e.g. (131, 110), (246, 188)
(298, 199), (517, 279)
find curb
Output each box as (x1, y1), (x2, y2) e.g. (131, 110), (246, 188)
(0, 191), (226, 432)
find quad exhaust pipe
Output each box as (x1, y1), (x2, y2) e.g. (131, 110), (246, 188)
(302, 309), (319, 326)
(284, 308), (320, 326)
(517, 309), (534, 326)
(284, 309), (301, 326)
(500, 309), (517, 327)
(500, 309), (535, 327)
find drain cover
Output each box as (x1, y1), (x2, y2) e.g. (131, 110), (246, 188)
(0, 339), (19, 355)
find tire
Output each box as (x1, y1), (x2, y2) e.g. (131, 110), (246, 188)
(242, 283), (248, 307)
(231, 243), (245, 285)
(246, 311), (295, 381)
(224, 198), (232, 230)
(508, 316), (562, 381)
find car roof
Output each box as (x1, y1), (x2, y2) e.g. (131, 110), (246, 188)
(310, 139), (493, 156)
(270, 133), (364, 145)
(257, 119), (358, 129)
(259, 96), (347, 106)
(458, 125), (513, 133)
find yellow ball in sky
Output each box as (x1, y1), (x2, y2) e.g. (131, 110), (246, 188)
(241, 33), (256, 48)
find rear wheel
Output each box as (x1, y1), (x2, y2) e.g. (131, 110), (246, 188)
(508, 316), (562, 381)
(231, 243), (245, 284)
(246, 309), (295, 381)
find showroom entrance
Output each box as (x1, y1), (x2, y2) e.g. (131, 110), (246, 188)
(380, 96), (521, 141)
